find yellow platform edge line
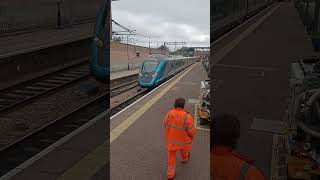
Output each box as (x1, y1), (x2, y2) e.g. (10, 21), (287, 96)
(56, 142), (107, 180)
(212, 3), (280, 66)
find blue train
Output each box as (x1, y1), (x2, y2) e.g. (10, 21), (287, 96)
(138, 54), (198, 89)
(89, 0), (110, 83)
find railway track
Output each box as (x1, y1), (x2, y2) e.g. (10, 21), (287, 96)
(0, 92), (107, 177)
(0, 64), (193, 177)
(0, 78), (142, 177)
(0, 62), (90, 113)
(110, 88), (148, 117)
(110, 80), (139, 97)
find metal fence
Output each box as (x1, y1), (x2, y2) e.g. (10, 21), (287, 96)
(0, 0), (101, 35)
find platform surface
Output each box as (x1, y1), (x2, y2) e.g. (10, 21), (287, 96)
(110, 62), (209, 180)
(0, 23), (94, 59)
(213, 2), (315, 179)
(110, 68), (139, 81)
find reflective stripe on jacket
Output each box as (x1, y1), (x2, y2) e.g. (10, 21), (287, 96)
(164, 108), (196, 151)
(211, 146), (265, 180)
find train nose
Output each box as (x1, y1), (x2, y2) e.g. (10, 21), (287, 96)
(140, 72), (154, 83)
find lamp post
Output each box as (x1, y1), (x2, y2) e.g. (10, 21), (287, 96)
(314, 0), (320, 32)
(127, 35), (129, 70)
(111, 0), (121, 39)
(69, 0), (73, 27)
(57, 0), (62, 28)
(245, 0), (248, 17)
(149, 36), (151, 55)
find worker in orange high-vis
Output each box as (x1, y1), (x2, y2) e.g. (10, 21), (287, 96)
(211, 113), (265, 180)
(163, 98), (196, 180)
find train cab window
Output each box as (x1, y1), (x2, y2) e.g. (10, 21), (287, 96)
(142, 60), (159, 73)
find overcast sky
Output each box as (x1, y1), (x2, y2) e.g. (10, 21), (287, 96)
(112, 0), (209, 49)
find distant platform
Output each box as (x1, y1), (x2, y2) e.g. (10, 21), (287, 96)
(0, 23), (94, 59)
(110, 68), (139, 81)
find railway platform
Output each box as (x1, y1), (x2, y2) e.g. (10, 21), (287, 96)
(0, 23), (94, 59)
(213, 2), (315, 179)
(110, 68), (139, 81)
(0, 1), (316, 179)
(0, 22), (94, 91)
(1, 62), (208, 180)
(110, 62), (209, 179)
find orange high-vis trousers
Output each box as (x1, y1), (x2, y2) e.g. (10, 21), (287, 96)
(167, 149), (189, 178)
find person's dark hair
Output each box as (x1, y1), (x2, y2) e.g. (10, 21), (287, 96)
(174, 98), (185, 109)
(210, 113), (240, 150)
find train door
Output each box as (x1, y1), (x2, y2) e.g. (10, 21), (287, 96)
(158, 60), (168, 80)
(176, 60), (179, 72)
(169, 61), (174, 75)
(172, 61), (176, 74)
(177, 60), (180, 70)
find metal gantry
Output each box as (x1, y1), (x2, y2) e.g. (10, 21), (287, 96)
(163, 41), (187, 54)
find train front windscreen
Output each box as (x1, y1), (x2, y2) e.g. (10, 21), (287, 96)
(142, 60), (159, 73)
(139, 60), (160, 84)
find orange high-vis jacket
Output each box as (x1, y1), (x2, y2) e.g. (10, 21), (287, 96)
(211, 145), (265, 180)
(163, 108), (196, 151)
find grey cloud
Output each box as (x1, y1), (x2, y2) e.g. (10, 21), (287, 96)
(112, 0), (209, 47)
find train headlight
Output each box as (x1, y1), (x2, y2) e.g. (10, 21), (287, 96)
(94, 36), (99, 43)
(152, 73), (157, 78)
